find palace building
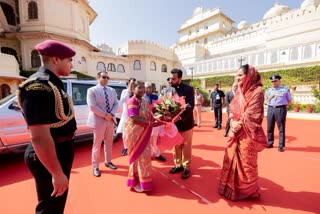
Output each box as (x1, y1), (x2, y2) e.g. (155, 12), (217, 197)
(0, 0), (178, 99)
(0, 0), (319, 99)
(175, 1), (320, 80)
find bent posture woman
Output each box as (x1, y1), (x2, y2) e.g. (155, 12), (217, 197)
(219, 64), (268, 201)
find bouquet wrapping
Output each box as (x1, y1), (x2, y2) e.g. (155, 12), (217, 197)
(151, 94), (186, 151)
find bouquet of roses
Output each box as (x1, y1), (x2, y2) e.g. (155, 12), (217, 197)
(152, 93), (186, 123)
(151, 93), (187, 151)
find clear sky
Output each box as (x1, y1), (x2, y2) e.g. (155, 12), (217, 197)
(89, 0), (301, 51)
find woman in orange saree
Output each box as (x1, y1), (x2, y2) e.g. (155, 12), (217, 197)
(219, 64), (268, 201)
(123, 81), (161, 192)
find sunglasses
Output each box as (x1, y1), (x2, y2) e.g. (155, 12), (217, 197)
(271, 80), (278, 83)
(101, 76), (110, 80)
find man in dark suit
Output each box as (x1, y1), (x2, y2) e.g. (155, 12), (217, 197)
(167, 68), (194, 179)
(210, 84), (225, 130)
(223, 82), (238, 137)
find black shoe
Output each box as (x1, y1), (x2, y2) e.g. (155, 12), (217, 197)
(213, 125), (218, 128)
(113, 133), (122, 143)
(181, 168), (190, 179)
(169, 166), (184, 174)
(155, 155), (166, 162)
(93, 168), (101, 177)
(121, 148), (128, 156)
(105, 162), (117, 170)
(267, 144), (274, 148)
(278, 148), (284, 152)
(217, 126), (221, 130)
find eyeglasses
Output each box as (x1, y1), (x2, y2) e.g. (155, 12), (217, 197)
(101, 76), (110, 80)
(271, 80), (278, 83)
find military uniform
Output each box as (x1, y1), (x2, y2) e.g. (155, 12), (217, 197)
(18, 39), (77, 214)
(18, 67), (77, 213)
(265, 75), (292, 152)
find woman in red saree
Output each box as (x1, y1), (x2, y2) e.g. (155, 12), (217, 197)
(123, 81), (162, 192)
(219, 64), (268, 201)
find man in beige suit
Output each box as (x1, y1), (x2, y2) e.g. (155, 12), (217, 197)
(87, 71), (119, 177)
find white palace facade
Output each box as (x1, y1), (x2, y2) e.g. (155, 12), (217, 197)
(0, 0), (320, 99)
(175, 0), (320, 80)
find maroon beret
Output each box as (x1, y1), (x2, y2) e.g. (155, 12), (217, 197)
(35, 40), (76, 59)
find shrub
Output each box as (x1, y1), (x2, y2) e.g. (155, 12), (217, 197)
(314, 102), (320, 113)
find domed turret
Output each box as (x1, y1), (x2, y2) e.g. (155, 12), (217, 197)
(193, 6), (204, 16)
(301, 0), (320, 9)
(263, 1), (291, 20)
(237, 20), (250, 30)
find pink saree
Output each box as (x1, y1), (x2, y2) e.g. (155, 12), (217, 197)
(219, 65), (268, 201)
(124, 97), (153, 191)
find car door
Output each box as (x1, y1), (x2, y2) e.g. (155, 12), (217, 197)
(0, 95), (30, 149)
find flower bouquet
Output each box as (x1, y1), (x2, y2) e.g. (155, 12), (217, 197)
(151, 94), (186, 151)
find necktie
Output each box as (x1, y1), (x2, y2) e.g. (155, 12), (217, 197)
(103, 87), (111, 113)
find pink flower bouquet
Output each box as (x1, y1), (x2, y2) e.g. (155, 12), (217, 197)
(151, 94), (186, 151)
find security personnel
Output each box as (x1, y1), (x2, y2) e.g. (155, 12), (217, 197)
(210, 83), (225, 130)
(17, 40), (77, 213)
(265, 75), (292, 152)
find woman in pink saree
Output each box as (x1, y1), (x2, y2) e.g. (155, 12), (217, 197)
(123, 81), (162, 192)
(219, 64), (268, 201)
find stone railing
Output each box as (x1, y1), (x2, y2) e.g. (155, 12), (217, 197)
(291, 85), (318, 104)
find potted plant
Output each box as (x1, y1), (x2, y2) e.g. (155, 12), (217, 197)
(293, 103), (300, 112)
(306, 104), (314, 113)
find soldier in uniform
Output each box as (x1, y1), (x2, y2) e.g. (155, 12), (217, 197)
(265, 75), (292, 152)
(18, 40), (77, 213)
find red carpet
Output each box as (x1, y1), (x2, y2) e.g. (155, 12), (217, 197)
(0, 112), (319, 214)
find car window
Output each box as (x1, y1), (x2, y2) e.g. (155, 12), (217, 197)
(109, 86), (126, 100)
(63, 82), (68, 91)
(71, 83), (95, 105)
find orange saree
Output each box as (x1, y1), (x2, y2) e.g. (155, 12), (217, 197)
(219, 65), (268, 201)
(124, 97), (153, 191)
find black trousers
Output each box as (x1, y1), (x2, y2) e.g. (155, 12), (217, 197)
(267, 106), (287, 148)
(214, 106), (223, 127)
(25, 140), (74, 214)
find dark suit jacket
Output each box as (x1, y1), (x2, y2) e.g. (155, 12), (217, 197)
(167, 83), (194, 132)
(225, 90), (235, 114)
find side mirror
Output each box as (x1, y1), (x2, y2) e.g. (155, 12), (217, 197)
(8, 101), (21, 111)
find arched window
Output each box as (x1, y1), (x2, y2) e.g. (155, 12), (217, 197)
(31, 50), (41, 68)
(290, 47), (298, 61)
(303, 45), (312, 59)
(117, 64), (125, 73)
(133, 60), (141, 70)
(150, 61), (156, 71)
(161, 64), (167, 73)
(0, 84), (11, 99)
(0, 3), (16, 25)
(107, 63), (116, 72)
(1, 47), (19, 62)
(28, 1), (38, 20)
(96, 62), (106, 71)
